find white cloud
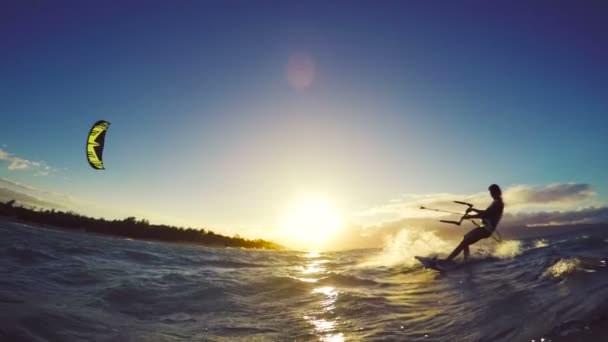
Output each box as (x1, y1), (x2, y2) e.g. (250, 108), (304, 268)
(0, 177), (78, 210)
(351, 190), (487, 223)
(0, 177), (38, 192)
(336, 183), (608, 249)
(504, 183), (594, 204)
(504, 206), (608, 227)
(328, 203), (608, 250)
(352, 183), (600, 223)
(8, 158), (32, 170)
(0, 148), (54, 175)
(0, 187), (65, 209)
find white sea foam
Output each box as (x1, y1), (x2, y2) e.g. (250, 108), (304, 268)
(360, 228), (452, 267)
(542, 258), (581, 279)
(492, 240), (524, 258)
(534, 239), (549, 248)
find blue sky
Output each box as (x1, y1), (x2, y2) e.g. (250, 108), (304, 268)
(1, 1), (607, 248)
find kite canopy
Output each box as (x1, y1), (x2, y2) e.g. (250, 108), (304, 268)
(86, 120), (110, 170)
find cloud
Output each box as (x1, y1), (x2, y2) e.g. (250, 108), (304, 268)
(336, 183), (608, 249)
(0, 177), (37, 192)
(0, 187), (65, 209)
(352, 183), (599, 223)
(504, 183), (595, 206)
(0, 176), (194, 227)
(8, 158), (32, 170)
(0, 148), (54, 175)
(352, 191), (485, 225)
(504, 206), (608, 227)
(330, 204), (608, 250)
(0, 177), (75, 209)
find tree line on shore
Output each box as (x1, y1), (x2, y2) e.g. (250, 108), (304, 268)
(0, 200), (282, 250)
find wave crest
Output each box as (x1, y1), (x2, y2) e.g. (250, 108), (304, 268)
(359, 228), (452, 268)
(543, 258), (581, 279)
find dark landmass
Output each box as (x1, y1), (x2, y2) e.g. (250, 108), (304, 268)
(0, 200), (282, 250)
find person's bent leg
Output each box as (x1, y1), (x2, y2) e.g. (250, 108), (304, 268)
(446, 228), (487, 262)
(460, 228), (491, 261)
(446, 240), (467, 261)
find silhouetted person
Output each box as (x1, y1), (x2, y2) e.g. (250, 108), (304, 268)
(440, 184), (504, 265)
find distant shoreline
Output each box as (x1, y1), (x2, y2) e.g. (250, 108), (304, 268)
(0, 200), (283, 250)
(1, 216), (244, 251)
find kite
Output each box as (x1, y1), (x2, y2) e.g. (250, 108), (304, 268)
(86, 120), (110, 170)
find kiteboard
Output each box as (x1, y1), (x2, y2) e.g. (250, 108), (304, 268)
(415, 256), (457, 272)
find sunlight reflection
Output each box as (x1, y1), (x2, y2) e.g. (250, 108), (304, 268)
(303, 317), (345, 342)
(303, 316), (345, 342)
(314, 286), (337, 311)
(313, 286), (337, 298)
(304, 251), (321, 258)
(303, 285), (343, 341)
(302, 261), (327, 274)
(295, 277), (318, 283)
(295, 253), (328, 283)
(323, 333), (345, 342)
(304, 316), (335, 332)
(300, 255), (344, 340)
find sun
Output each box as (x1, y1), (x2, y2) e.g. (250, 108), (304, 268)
(279, 195), (344, 249)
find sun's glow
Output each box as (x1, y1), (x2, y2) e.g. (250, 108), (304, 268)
(279, 196), (344, 249)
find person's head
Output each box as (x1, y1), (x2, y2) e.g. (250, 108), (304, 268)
(489, 184), (502, 199)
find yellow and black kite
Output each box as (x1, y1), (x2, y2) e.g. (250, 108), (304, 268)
(86, 120), (111, 170)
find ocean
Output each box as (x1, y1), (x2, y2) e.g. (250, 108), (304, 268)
(1, 220), (607, 341)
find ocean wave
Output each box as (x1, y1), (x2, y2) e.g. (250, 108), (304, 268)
(97, 279), (229, 320)
(319, 272), (381, 287)
(242, 276), (314, 298)
(3, 221), (608, 342)
(358, 229), (452, 268)
(56, 245), (102, 256)
(3, 246), (57, 264)
(542, 258), (582, 279)
(48, 269), (105, 287)
(118, 249), (164, 265)
(542, 255), (608, 280)
(203, 259), (268, 269)
(491, 239), (524, 259)
(534, 239), (550, 248)
(540, 313), (608, 341)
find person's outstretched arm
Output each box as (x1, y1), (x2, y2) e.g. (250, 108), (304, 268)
(470, 201), (500, 219)
(468, 208), (486, 215)
(463, 213), (482, 220)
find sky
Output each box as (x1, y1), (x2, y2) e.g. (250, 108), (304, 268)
(1, 1), (607, 250)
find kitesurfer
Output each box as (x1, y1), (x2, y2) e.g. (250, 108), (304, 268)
(439, 184), (504, 264)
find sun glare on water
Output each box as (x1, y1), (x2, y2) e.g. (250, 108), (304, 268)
(279, 196), (344, 250)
